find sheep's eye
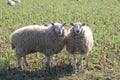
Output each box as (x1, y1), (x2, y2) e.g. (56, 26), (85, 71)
(55, 28), (59, 32)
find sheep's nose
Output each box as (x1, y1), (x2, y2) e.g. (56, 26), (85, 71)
(76, 30), (79, 33)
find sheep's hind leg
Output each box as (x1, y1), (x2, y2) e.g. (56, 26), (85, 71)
(17, 56), (23, 70)
(16, 48), (24, 70)
(85, 55), (89, 69)
(73, 54), (77, 70)
(46, 56), (51, 70)
(23, 56), (29, 66)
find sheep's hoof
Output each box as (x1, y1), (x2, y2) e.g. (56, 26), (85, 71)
(72, 69), (78, 74)
(81, 69), (85, 72)
(25, 63), (29, 66)
(78, 67), (85, 72)
(46, 66), (51, 71)
(18, 66), (23, 70)
(80, 68), (85, 72)
(46, 62), (51, 71)
(73, 66), (77, 71)
(73, 67), (77, 71)
(72, 67), (78, 73)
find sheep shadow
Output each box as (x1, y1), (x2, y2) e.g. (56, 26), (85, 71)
(0, 64), (73, 80)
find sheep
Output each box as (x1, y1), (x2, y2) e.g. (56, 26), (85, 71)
(65, 22), (93, 71)
(8, 0), (15, 6)
(8, 0), (21, 6)
(10, 22), (66, 70)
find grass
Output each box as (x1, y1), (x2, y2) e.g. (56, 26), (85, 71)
(0, 0), (120, 80)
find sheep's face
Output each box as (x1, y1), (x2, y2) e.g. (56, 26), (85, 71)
(52, 23), (66, 37)
(70, 23), (85, 34)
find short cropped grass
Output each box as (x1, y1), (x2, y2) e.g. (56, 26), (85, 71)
(0, 0), (120, 80)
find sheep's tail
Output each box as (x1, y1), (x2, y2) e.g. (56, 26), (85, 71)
(10, 38), (15, 49)
(10, 33), (15, 49)
(11, 43), (15, 49)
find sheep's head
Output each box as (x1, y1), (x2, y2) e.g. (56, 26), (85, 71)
(51, 22), (66, 37)
(70, 22), (86, 34)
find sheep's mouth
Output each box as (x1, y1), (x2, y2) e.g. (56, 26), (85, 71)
(56, 33), (61, 37)
(75, 31), (80, 34)
(76, 32), (80, 34)
(56, 32), (63, 37)
(75, 30), (82, 35)
(57, 34), (62, 37)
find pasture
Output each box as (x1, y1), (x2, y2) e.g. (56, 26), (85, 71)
(0, 0), (120, 79)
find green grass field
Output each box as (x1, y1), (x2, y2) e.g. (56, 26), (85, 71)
(0, 0), (120, 80)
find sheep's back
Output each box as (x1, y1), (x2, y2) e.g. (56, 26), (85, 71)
(11, 25), (48, 52)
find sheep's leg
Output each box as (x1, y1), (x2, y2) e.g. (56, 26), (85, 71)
(46, 56), (51, 70)
(80, 55), (83, 71)
(23, 56), (29, 66)
(73, 54), (77, 70)
(16, 48), (23, 70)
(17, 56), (23, 70)
(85, 55), (89, 69)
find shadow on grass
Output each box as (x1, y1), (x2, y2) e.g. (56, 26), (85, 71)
(0, 64), (73, 80)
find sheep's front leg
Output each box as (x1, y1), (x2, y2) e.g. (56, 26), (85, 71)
(17, 56), (23, 70)
(80, 55), (84, 71)
(73, 54), (77, 70)
(46, 56), (51, 70)
(23, 56), (29, 66)
(85, 55), (89, 69)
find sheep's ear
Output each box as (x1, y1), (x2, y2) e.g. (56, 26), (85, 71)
(51, 23), (55, 26)
(62, 23), (66, 26)
(82, 23), (86, 26)
(70, 23), (74, 26)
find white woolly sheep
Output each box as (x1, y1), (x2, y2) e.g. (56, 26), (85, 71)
(8, 0), (21, 6)
(10, 22), (66, 70)
(8, 0), (15, 6)
(65, 22), (93, 71)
